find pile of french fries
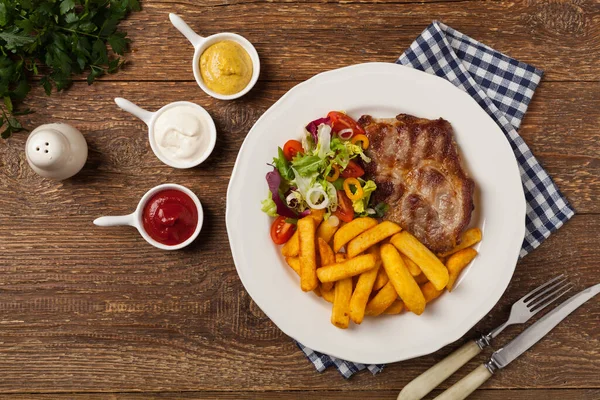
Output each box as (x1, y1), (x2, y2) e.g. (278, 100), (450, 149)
(281, 210), (482, 329)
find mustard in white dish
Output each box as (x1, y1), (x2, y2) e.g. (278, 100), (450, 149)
(200, 40), (253, 95)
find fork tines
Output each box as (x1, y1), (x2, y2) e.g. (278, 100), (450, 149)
(523, 274), (573, 314)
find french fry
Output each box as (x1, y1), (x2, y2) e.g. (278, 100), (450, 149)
(414, 273), (429, 285)
(401, 253), (422, 277)
(307, 209), (325, 225)
(439, 228), (482, 257)
(283, 211), (324, 258)
(365, 282), (398, 316)
(298, 217), (318, 292)
(349, 245), (381, 324)
(373, 267), (389, 290)
(390, 231), (449, 291)
(322, 287), (335, 303)
(335, 253), (347, 263)
(446, 248), (478, 291)
(317, 238), (335, 265)
(317, 238), (335, 292)
(333, 217), (378, 252)
(317, 219), (340, 244)
(286, 257), (323, 296)
(281, 230), (299, 257)
(285, 257), (301, 275)
(331, 278), (352, 329)
(421, 281), (443, 303)
(381, 244), (426, 315)
(317, 254), (377, 283)
(383, 299), (404, 315)
(346, 221), (402, 258)
(313, 285), (322, 297)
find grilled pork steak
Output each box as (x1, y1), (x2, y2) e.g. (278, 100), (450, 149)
(359, 114), (474, 253)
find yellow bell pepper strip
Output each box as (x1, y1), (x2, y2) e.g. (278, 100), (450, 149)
(351, 134), (369, 149)
(326, 164), (340, 182)
(343, 178), (364, 201)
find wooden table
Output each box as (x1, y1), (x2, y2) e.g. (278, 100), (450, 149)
(1, 1), (599, 399)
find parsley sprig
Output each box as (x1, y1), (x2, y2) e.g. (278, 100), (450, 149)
(0, 0), (140, 138)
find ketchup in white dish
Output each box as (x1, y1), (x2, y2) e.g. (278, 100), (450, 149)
(142, 189), (198, 246)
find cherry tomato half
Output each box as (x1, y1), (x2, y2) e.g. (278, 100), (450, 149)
(340, 160), (365, 178)
(270, 216), (296, 245)
(327, 111), (366, 137)
(334, 191), (354, 223)
(283, 140), (304, 161)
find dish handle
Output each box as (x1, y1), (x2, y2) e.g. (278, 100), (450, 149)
(114, 98), (154, 126)
(93, 213), (137, 227)
(169, 13), (205, 48)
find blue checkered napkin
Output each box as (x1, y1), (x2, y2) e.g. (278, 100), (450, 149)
(298, 21), (575, 378)
(296, 342), (384, 378)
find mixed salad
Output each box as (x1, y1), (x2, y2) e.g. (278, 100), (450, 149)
(261, 111), (388, 244)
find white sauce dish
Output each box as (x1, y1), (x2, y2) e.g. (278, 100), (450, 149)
(93, 183), (203, 250)
(169, 13), (260, 100)
(114, 97), (217, 169)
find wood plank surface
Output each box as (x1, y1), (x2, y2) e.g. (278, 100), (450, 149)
(0, 215), (597, 392)
(90, 0), (600, 82)
(0, 0), (598, 398)
(1, 389), (600, 399)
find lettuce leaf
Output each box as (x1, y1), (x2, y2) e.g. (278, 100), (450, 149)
(260, 197), (278, 217)
(330, 137), (351, 169)
(316, 124), (332, 159)
(292, 154), (325, 175)
(352, 180), (377, 213)
(272, 147), (294, 181)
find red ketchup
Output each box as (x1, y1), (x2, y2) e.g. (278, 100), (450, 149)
(142, 189), (198, 246)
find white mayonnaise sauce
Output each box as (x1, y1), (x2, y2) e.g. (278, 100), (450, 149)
(152, 105), (210, 164)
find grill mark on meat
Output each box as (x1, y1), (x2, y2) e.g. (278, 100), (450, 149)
(360, 114), (475, 253)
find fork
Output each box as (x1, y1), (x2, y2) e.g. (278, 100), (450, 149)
(398, 275), (573, 400)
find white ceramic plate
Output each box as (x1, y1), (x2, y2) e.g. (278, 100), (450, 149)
(226, 63), (525, 364)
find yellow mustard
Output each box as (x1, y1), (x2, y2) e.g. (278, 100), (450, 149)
(200, 41), (253, 95)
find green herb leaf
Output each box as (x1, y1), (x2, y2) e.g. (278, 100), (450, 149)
(59, 0), (75, 15)
(92, 39), (108, 64)
(64, 12), (78, 24)
(3, 96), (12, 112)
(0, 3), (8, 27)
(108, 33), (127, 55)
(1, 126), (11, 139)
(11, 79), (30, 100)
(0, 28), (36, 50)
(40, 77), (52, 95)
(7, 116), (22, 129)
(0, 0), (140, 138)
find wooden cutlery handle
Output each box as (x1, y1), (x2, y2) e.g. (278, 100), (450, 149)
(433, 364), (493, 400)
(398, 340), (482, 400)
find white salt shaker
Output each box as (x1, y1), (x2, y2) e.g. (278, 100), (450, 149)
(25, 123), (88, 180)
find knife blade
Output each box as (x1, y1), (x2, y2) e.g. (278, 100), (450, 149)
(489, 282), (600, 370)
(433, 283), (600, 400)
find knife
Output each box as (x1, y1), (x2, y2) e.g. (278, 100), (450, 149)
(433, 283), (600, 400)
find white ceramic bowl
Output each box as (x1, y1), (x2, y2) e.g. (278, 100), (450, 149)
(94, 183), (204, 250)
(169, 13), (260, 100)
(114, 98), (217, 169)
